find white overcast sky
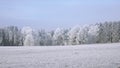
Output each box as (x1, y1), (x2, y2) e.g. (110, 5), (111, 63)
(0, 0), (120, 30)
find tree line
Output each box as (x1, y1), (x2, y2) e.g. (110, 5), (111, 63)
(0, 21), (120, 46)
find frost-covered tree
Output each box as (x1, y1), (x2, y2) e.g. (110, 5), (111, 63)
(46, 31), (54, 45)
(111, 22), (120, 42)
(62, 29), (70, 45)
(0, 29), (2, 45)
(87, 24), (99, 44)
(7, 26), (22, 46)
(53, 28), (64, 45)
(0, 26), (22, 46)
(1, 21), (120, 46)
(21, 27), (35, 46)
(37, 29), (53, 46)
(53, 28), (69, 45)
(24, 34), (34, 46)
(105, 22), (113, 43)
(97, 22), (118, 43)
(97, 23), (107, 43)
(68, 26), (80, 45)
(76, 25), (89, 44)
(0, 28), (6, 46)
(1, 28), (10, 46)
(117, 21), (120, 41)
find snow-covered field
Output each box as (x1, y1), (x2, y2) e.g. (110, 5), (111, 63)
(0, 43), (120, 68)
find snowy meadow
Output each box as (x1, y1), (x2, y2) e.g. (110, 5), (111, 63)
(0, 43), (120, 68)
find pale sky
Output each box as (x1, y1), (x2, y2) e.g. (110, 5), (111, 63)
(0, 0), (120, 30)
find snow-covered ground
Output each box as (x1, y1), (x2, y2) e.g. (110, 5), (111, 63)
(0, 43), (120, 68)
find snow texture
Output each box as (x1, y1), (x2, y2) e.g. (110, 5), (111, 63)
(0, 43), (120, 68)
